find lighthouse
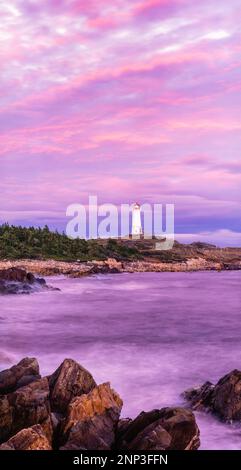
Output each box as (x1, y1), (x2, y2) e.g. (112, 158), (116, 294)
(131, 203), (143, 237)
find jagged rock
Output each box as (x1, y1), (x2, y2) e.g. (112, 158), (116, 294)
(0, 377), (52, 443)
(60, 414), (117, 450)
(0, 267), (45, 285)
(0, 396), (12, 442)
(0, 268), (31, 283)
(116, 408), (200, 450)
(184, 369), (241, 422)
(60, 382), (123, 450)
(156, 408), (200, 450)
(120, 419), (172, 450)
(0, 267), (58, 294)
(116, 418), (132, 441)
(0, 358), (40, 395)
(0, 425), (52, 450)
(212, 370), (241, 420)
(183, 381), (214, 411)
(48, 359), (96, 413)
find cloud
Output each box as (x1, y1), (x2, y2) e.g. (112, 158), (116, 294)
(177, 229), (241, 247)
(0, 0), (241, 240)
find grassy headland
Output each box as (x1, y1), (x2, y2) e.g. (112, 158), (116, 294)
(1, 224), (241, 272)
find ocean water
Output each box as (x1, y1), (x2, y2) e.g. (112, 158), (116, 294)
(1, 271), (241, 449)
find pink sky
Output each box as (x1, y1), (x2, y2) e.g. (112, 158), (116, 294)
(1, 0), (241, 245)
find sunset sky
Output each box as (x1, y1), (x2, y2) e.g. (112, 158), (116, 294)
(1, 0), (241, 245)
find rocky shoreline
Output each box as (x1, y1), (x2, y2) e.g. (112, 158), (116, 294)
(1, 358), (240, 450)
(0, 357), (200, 451)
(0, 255), (240, 279)
(1, 239), (241, 277)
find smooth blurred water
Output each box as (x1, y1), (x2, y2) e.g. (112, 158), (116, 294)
(1, 271), (241, 449)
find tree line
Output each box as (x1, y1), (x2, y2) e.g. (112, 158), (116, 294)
(0, 224), (139, 261)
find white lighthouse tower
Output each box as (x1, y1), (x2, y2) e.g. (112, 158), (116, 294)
(131, 202), (143, 237)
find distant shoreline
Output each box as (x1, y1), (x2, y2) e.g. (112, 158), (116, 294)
(0, 256), (241, 277)
(1, 225), (241, 275)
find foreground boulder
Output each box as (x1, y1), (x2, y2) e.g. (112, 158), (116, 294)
(116, 407), (200, 450)
(0, 425), (52, 450)
(184, 369), (241, 422)
(0, 358), (40, 395)
(49, 359), (96, 414)
(60, 382), (123, 450)
(0, 377), (52, 443)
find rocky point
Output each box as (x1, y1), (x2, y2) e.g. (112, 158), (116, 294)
(0, 357), (200, 451)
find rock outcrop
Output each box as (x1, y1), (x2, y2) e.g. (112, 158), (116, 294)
(0, 425), (52, 450)
(0, 357), (201, 450)
(0, 357), (40, 395)
(116, 408), (200, 450)
(0, 268), (36, 283)
(0, 267), (56, 294)
(0, 377), (53, 443)
(48, 358), (96, 413)
(183, 381), (214, 411)
(60, 382), (123, 450)
(184, 369), (241, 422)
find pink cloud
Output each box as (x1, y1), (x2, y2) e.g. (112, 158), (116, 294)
(133, 0), (182, 20)
(0, 0), (241, 238)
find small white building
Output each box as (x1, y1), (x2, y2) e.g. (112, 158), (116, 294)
(131, 202), (143, 237)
